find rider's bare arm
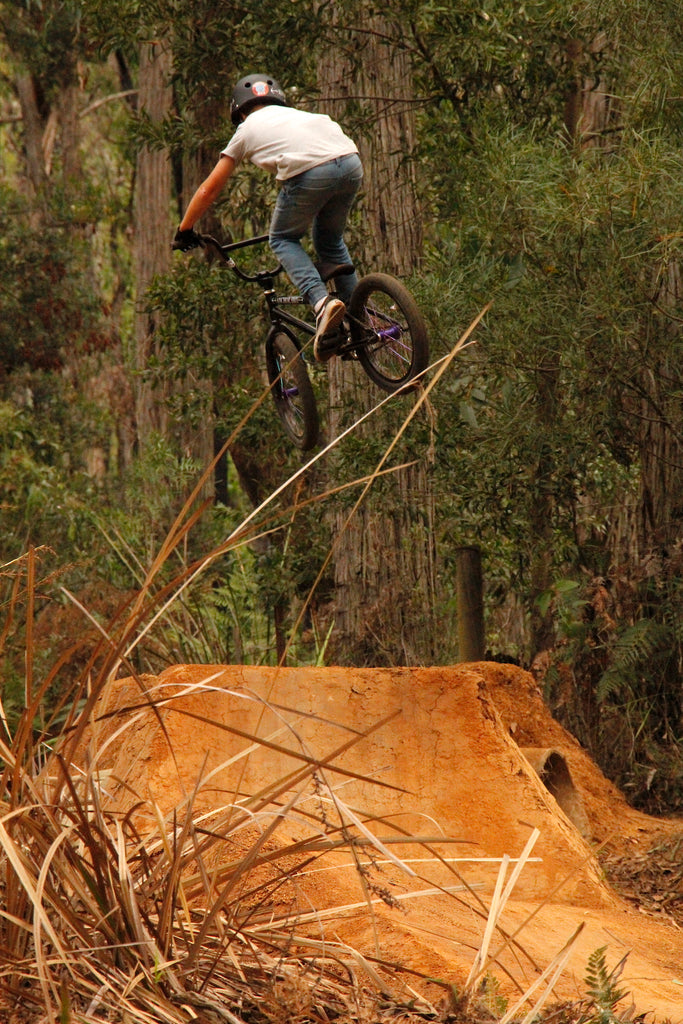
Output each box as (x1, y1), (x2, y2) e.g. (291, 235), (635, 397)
(179, 155), (235, 231)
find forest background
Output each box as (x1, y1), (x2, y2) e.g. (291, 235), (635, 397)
(1, 0), (681, 815)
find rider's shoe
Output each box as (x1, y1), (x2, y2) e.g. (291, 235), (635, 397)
(313, 297), (345, 362)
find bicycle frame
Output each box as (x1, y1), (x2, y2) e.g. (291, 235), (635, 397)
(200, 233), (369, 359)
(266, 294), (314, 345)
(197, 233), (429, 385)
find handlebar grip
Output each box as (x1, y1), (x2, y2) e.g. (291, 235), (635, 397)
(172, 227), (204, 252)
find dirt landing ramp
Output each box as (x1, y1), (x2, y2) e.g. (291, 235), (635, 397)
(88, 663), (683, 1020)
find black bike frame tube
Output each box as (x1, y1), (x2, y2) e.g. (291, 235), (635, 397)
(263, 290), (315, 338)
(222, 234), (270, 253)
(272, 308), (314, 337)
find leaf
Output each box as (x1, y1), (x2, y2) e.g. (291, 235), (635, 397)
(459, 401), (480, 428)
(502, 252), (525, 290)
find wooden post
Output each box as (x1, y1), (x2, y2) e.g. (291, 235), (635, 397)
(456, 546), (485, 662)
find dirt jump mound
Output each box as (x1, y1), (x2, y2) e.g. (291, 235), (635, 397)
(88, 662), (683, 1021)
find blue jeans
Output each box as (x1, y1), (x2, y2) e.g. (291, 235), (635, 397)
(269, 153), (363, 307)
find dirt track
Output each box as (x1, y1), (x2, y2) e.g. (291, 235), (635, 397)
(91, 662), (683, 1021)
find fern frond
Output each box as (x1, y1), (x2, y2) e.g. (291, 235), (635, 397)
(597, 619), (670, 702)
(584, 946), (629, 1020)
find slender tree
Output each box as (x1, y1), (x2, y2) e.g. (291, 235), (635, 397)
(133, 37), (173, 445)
(318, 6), (438, 665)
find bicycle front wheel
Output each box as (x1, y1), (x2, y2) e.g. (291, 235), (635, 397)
(265, 332), (319, 451)
(349, 273), (429, 392)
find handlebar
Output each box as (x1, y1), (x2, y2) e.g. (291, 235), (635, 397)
(197, 233), (283, 284)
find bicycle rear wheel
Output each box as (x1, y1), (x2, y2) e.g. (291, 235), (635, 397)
(349, 273), (429, 392)
(265, 332), (319, 450)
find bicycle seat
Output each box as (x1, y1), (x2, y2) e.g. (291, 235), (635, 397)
(316, 261), (355, 283)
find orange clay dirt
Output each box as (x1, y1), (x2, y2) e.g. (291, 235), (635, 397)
(86, 662), (683, 1021)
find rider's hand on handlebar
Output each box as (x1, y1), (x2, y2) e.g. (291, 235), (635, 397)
(172, 226), (203, 252)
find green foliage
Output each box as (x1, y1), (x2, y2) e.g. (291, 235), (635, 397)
(541, 555), (683, 813)
(0, 188), (106, 375)
(101, 432), (205, 568)
(0, 394), (107, 563)
(0, 0), (85, 89)
(597, 618), (672, 703)
(479, 973), (507, 1016)
(418, 91), (683, 636)
(146, 254), (254, 391)
(110, 0), (322, 162)
(583, 947), (629, 1023)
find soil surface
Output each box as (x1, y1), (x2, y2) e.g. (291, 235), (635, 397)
(90, 662), (683, 1021)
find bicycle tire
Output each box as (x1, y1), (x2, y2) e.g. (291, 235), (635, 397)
(349, 273), (429, 392)
(265, 332), (319, 450)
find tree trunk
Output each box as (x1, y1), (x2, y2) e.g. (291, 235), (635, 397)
(527, 356), (561, 657)
(14, 73), (47, 208)
(133, 39), (173, 447)
(319, 10), (437, 666)
(348, 22), (422, 275)
(456, 546), (485, 662)
(564, 34), (615, 152)
(608, 260), (683, 565)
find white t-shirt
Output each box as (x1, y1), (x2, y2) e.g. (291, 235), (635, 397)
(221, 105), (358, 181)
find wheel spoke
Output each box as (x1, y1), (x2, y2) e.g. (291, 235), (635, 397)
(349, 274), (429, 392)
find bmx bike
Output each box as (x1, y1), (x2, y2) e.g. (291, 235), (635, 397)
(186, 233), (429, 452)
